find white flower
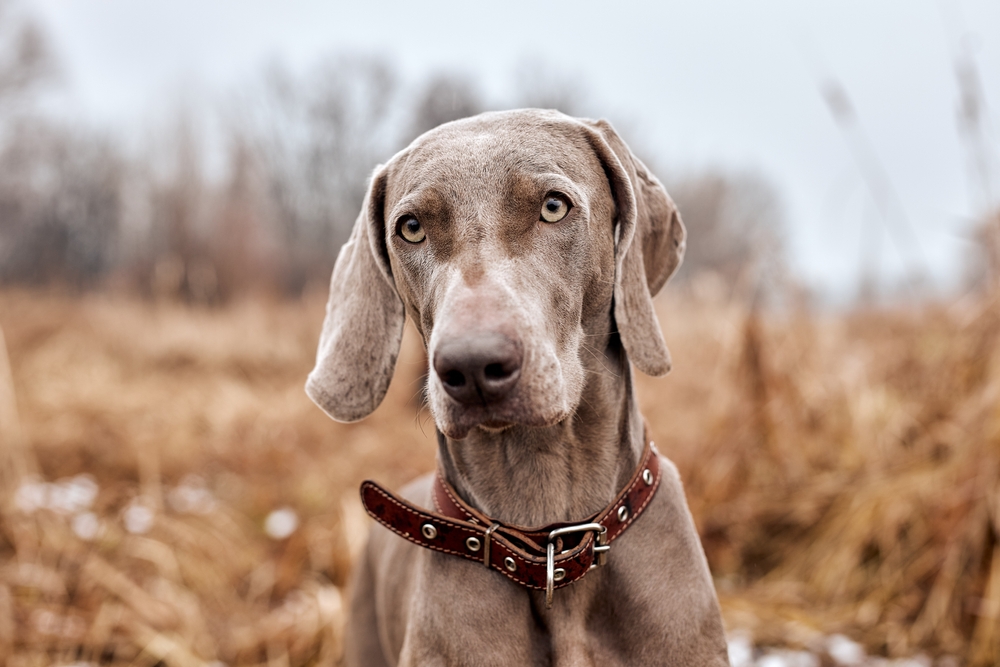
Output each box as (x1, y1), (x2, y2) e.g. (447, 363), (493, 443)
(72, 512), (102, 541)
(264, 507), (299, 540)
(758, 650), (819, 667)
(827, 634), (866, 666)
(123, 498), (155, 534)
(727, 632), (754, 667)
(167, 474), (217, 514)
(14, 478), (47, 513)
(48, 475), (99, 514)
(13, 475), (99, 515)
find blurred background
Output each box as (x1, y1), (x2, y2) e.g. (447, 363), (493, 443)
(0, 0), (998, 665)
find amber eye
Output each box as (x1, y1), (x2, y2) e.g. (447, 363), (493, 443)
(398, 216), (425, 243)
(540, 195), (569, 223)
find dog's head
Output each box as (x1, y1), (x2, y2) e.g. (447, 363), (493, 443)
(306, 110), (685, 438)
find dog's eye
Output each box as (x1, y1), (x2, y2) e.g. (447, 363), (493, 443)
(540, 195), (569, 223)
(398, 216), (425, 243)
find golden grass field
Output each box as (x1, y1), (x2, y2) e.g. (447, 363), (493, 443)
(1, 285), (999, 666)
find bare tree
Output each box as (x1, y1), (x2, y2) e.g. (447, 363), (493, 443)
(0, 0), (54, 113)
(0, 21), (794, 303)
(509, 60), (586, 116)
(0, 118), (124, 286)
(0, 0), (124, 289)
(667, 170), (788, 301)
(406, 73), (485, 143)
(137, 110), (218, 301)
(236, 55), (400, 293)
(210, 136), (280, 299)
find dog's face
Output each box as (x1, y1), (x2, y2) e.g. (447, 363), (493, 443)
(306, 110), (685, 439)
(384, 118), (618, 437)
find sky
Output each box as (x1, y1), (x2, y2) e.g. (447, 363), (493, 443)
(25, 0), (1000, 299)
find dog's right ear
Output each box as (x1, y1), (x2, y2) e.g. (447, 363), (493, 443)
(306, 166), (406, 422)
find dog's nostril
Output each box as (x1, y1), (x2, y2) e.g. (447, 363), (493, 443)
(484, 363), (508, 379)
(443, 370), (466, 387)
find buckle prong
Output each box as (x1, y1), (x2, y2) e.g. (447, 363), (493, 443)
(594, 528), (610, 567)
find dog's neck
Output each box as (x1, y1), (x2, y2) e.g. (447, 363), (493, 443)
(436, 336), (646, 527)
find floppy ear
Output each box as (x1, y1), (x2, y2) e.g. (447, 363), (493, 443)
(305, 166), (406, 421)
(582, 119), (687, 377)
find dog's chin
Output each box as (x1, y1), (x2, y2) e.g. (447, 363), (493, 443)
(433, 403), (570, 440)
(479, 421), (514, 433)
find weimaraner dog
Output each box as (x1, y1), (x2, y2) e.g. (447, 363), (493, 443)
(306, 109), (729, 666)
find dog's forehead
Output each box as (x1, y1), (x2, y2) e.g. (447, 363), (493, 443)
(385, 111), (601, 204)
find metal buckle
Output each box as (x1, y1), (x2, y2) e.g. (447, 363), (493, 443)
(545, 522), (609, 608)
(482, 523), (500, 568)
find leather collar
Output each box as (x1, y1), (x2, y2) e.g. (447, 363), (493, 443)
(359, 436), (662, 607)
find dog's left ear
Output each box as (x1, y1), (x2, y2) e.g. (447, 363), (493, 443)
(581, 119), (686, 377)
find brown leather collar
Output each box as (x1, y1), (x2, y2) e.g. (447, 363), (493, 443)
(360, 437), (662, 607)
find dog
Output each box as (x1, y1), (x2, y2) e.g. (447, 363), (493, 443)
(306, 109), (729, 666)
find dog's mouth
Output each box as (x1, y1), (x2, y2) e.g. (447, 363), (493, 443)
(479, 420), (513, 432)
(433, 397), (571, 439)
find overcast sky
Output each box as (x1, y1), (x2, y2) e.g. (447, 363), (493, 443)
(26, 0), (1000, 298)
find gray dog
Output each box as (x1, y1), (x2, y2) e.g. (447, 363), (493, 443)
(306, 109), (729, 666)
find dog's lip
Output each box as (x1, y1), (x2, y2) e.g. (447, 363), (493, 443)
(480, 420), (513, 432)
(434, 402), (571, 440)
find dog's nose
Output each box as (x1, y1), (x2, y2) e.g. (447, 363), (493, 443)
(433, 333), (523, 405)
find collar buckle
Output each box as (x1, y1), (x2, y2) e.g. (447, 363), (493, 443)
(545, 522), (608, 608)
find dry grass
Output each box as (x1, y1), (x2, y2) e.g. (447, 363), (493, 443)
(0, 285), (998, 665)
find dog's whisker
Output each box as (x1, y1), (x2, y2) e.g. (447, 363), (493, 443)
(579, 342), (622, 379)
